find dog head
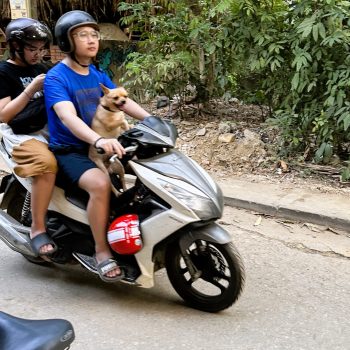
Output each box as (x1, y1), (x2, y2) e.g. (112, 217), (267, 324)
(100, 84), (128, 110)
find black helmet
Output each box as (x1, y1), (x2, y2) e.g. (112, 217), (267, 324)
(55, 10), (99, 53)
(5, 18), (52, 44)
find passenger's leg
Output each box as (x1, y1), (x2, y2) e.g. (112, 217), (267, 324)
(12, 139), (58, 255)
(78, 168), (122, 278)
(30, 172), (56, 254)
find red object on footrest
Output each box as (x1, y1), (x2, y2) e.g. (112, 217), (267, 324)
(107, 214), (143, 255)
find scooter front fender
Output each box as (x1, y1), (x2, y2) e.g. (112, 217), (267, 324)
(179, 222), (233, 249)
(134, 223), (232, 289)
(175, 223), (233, 282)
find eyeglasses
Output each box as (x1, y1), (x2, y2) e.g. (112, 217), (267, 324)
(24, 46), (48, 56)
(72, 30), (101, 42)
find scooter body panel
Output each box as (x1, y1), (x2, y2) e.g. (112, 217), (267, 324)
(48, 187), (89, 225)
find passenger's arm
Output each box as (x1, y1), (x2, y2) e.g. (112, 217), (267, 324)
(0, 74), (46, 123)
(53, 101), (125, 157)
(0, 93), (31, 123)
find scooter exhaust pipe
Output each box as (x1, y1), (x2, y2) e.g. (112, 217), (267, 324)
(0, 210), (35, 256)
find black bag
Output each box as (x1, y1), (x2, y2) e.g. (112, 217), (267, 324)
(8, 96), (47, 134)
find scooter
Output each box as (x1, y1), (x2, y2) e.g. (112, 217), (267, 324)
(0, 311), (74, 350)
(0, 116), (244, 313)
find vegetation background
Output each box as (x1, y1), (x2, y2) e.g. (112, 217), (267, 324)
(117, 0), (350, 181)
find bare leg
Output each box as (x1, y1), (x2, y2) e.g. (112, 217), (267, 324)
(78, 168), (121, 278)
(30, 172), (56, 254)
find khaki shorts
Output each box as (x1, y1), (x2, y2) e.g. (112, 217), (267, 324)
(12, 138), (58, 178)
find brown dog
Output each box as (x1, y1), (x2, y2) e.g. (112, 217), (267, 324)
(89, 84), (130, 196)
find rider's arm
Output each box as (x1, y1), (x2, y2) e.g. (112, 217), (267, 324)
(120, 98), (150, 121)
(100, 70), (150, 121)
(53, 101), (125, 157)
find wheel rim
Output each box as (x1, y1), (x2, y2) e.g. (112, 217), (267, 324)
(178, 240), (233, 298)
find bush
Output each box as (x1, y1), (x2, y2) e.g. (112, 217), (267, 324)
(119, 0), (350, 176)
(118, 1), (238, 103)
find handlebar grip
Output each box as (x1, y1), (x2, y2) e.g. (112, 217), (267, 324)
(96, 145), (137, 156)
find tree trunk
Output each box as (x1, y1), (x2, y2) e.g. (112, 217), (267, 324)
(0, 0), (11, 31)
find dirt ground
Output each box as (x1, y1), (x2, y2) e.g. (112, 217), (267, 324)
(143, 98), (350, 197)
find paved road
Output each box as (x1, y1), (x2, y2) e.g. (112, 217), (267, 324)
(0, 206), (349, 350)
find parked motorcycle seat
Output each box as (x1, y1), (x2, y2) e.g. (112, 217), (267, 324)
(0, 311), (75, 350)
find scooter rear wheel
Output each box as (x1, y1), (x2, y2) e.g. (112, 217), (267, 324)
(165, 240), (245, 313)
(6, 192), (25, 222)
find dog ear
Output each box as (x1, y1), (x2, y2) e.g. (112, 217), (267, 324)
(100, 83), (110, 95)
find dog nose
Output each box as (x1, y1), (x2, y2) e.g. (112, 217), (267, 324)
(121, 100), (126, 105)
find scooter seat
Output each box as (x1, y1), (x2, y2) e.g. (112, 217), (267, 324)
(62, 186), (89, 210)
(0, 311), (75, 350)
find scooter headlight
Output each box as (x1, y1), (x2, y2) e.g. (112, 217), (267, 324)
(159, 179), (218, 219)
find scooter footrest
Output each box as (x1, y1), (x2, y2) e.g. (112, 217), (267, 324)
(73, 252), (140, 285)
(72, 252), (98, 274)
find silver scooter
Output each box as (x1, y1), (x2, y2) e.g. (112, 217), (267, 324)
(0, 116), (244, 313)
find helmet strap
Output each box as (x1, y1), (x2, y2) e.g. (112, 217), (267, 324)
(15, 48), (30, 66)
(10, 42), (28, 66)
(71, 52), (89, 68)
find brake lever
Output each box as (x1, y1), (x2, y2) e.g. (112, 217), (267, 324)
(124, 145), (138, 153)
(109, 145), (138, 163)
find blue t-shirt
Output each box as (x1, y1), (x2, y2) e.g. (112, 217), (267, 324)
(44, 62), (115, 148)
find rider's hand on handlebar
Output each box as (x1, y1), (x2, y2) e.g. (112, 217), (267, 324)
(94, 137), (126, 158)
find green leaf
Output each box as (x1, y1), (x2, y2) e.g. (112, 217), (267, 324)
(315, 142), (327, 163)
(325, 96), (335, 106)
(297, 15), (316, 38)
(207, 43), (216, 55)
(318, 23), (326, 39)
(336, 91), (344, 107)
(344, 115), (350, 130)
(315, 49), (322, 61)
(323, 143), (333, 162)
(312, 25), (318, 42)
(291, 73), (300, 90)
(214, 0), (233, 14)
(341, 167), (350, 182)
(307, 81), (316, 92)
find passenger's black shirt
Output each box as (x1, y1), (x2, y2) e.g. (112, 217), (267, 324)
(0, 61), (47, 100)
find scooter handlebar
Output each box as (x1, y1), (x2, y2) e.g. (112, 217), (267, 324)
(96, 144), (138, 156)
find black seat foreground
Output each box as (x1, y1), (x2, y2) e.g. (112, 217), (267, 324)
(0, 311), (75, 350)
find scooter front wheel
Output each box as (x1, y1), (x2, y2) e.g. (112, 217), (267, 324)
(165, 240), (245, 313)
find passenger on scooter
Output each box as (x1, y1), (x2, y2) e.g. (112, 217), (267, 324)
(44, 11), (151, 282)
(0, 18), (58, 256)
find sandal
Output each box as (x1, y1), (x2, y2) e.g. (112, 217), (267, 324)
(95, 257), (124, 283)
(30, 232), (57, 257)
